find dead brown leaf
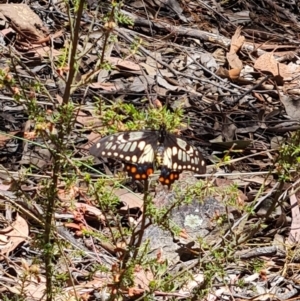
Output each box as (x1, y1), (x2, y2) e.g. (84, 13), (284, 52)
(0, 183), (11, 190)
(107, 57), (141, 72)
(23, 131), (36, 140)
(215, 178), (233, 187)
(226, 27), (244, 78)
(179, 273), (205, 295)
(254, 52), (300, 80)
(0, 4), (48, 42)
(58, 185), (79, 203)
(75, 110), (88, 125)
(140, 62), (157, 76)
(132, 265), (154, 292)
(0, 131), (18, 147)
(76, 203), (106, 222)
(280, 94), (300, 120)
(115, 189), (143, 209)
(215, 66), (230, 78)
(64, 222), (82, 231)
(228, 68), (241, 80)
(89, 81), (124, 90)
(26, 46), (61, 58)
(288, 191), (300, 244)
(0, 214), (29, 259)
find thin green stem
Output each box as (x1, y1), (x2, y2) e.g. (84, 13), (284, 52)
(44, 153), (60, 301)
(131, 179), (149, 260)
(63, 0), (85, 103)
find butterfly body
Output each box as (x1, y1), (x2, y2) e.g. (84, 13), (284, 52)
(90, 127), (206, 186)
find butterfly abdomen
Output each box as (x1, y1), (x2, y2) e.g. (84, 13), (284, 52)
(155, 145), (165, 167)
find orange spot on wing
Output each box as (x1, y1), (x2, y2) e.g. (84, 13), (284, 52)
(130, 166), (137, 173)
(135, 174), (141, 179)
(141, 174), (147, 179)
(146, 168), (154, 175)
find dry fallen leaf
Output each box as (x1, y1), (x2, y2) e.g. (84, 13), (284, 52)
(0, 214), (29, 259)
(254, 52), (300, 81)
(132, 265), (154, 292)
(287, 191), (300, 245)
(107, 57), (141, 72)
(115, 188), (143, 209)
(0, 131), (18, 147)
(179, 273), (204, 295)
(75, 202), (106, 222)
(228, 68), (241, 80)
(226, 26), (244, 79)
(0, 4), (48, 42)
(89, 81), (124, 91)
(58, 185), (79, 203)
(280, 94), (300, 120)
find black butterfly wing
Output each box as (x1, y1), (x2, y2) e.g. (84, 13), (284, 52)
(90, 130), (159, 180)
(159, 133), (206, 186)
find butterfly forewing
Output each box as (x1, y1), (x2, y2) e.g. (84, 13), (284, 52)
(90, 130), (158, 180)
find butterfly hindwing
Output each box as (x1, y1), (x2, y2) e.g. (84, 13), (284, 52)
(124, 163), (155, 181)
(158, 134), (206, 186)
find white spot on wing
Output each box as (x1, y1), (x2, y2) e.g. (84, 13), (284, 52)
(125, 155), (131, 161)
(178, 149), (182, 160)
(132, 155), (137, 162)
(117, 134), (127, 143)
(138, 141), (146, 150)
(173, 162), (178, 169)
(123, 143), (131, 152)
(130, 141), (137, 152)
(163, 147), (172, 168)
(106, 142), (113, 149)
(129, 132), (145, 140)
(138, 144), (154, 163)
(172, 146), (178, 156)
(177, 138), (196, 155)
(176, 139), (187, 149)
(182, 151), (187, 162)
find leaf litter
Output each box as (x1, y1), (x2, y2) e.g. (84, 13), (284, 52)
(0, 0), (300, 300)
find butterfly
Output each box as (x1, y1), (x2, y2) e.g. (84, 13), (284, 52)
(90, 126), (206, 187)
